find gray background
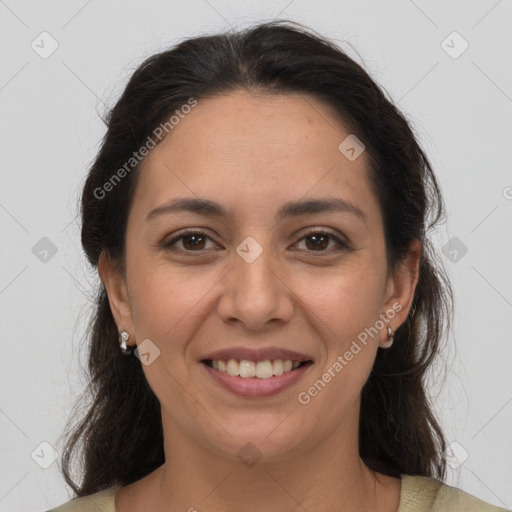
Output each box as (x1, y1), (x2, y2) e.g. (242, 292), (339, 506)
(1, 1), (511, 510)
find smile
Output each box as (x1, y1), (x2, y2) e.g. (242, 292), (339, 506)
(200, 358), (313, 398)
(203, 358), (309, 378)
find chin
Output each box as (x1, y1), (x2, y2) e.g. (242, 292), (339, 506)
(203, 415), (315, 465)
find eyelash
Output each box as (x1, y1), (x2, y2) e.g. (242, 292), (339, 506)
(162, 228), (350, 255)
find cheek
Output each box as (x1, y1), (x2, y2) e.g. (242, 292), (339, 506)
(293, 272), (382, 424)
(125, 263), (211, 411)
(127, 261), (208, 343)
(294, 261), (386, 339)
(290, 260), (385, 385)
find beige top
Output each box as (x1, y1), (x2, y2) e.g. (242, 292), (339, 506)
(47, 474), (509, 511)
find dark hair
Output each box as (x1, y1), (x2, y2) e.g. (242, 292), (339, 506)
(60, 19), (453, 496)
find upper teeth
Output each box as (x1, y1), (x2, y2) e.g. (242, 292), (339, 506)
(211, 359), (301, 378)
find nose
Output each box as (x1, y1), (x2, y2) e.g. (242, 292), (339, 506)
(216, 243), (294, 331)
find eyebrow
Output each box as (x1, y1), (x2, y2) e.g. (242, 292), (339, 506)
(146, 197), (366, 223)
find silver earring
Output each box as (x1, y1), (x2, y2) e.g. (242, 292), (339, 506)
(119, 331), (133, 355)
(380, 326), (394, 349)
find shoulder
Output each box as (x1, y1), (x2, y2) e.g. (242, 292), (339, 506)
(46, 485), (120, 512)
(399, 474), (510, 512)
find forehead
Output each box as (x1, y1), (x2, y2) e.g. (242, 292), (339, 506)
(130, 90), (381, 229)
(157, 90), (352, 169)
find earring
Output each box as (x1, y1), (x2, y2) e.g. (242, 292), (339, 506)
(380, 326), (394, 349)
(119, 331), (134, 355)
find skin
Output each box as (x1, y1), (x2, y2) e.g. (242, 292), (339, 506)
(99, 90), (421, 512)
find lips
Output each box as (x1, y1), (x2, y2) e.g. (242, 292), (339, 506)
(200, 346), (314, 397)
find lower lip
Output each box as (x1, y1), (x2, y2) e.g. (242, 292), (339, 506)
(201, 362), (313, 398)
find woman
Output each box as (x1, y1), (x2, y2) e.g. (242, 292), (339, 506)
(48, 20), (508, 512)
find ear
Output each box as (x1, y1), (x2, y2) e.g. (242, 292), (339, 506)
(382, 238), (422, 328)
(98, 250), (135, 345)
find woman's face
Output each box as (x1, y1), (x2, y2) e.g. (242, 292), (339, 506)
(101, 90), (420, 462)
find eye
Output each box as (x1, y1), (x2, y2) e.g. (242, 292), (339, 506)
(162, 230), (219, 253)
(162, 228), (350, 255)
(293, 229), (349, 253)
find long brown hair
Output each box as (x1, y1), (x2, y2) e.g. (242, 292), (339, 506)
(60, 20), (453, 496)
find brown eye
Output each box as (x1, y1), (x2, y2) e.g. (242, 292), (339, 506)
(295, 230), (348, 253)
(163, 230), (217, 252)
(304, 233), (330, 251)
(181, 233), (207, 250)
